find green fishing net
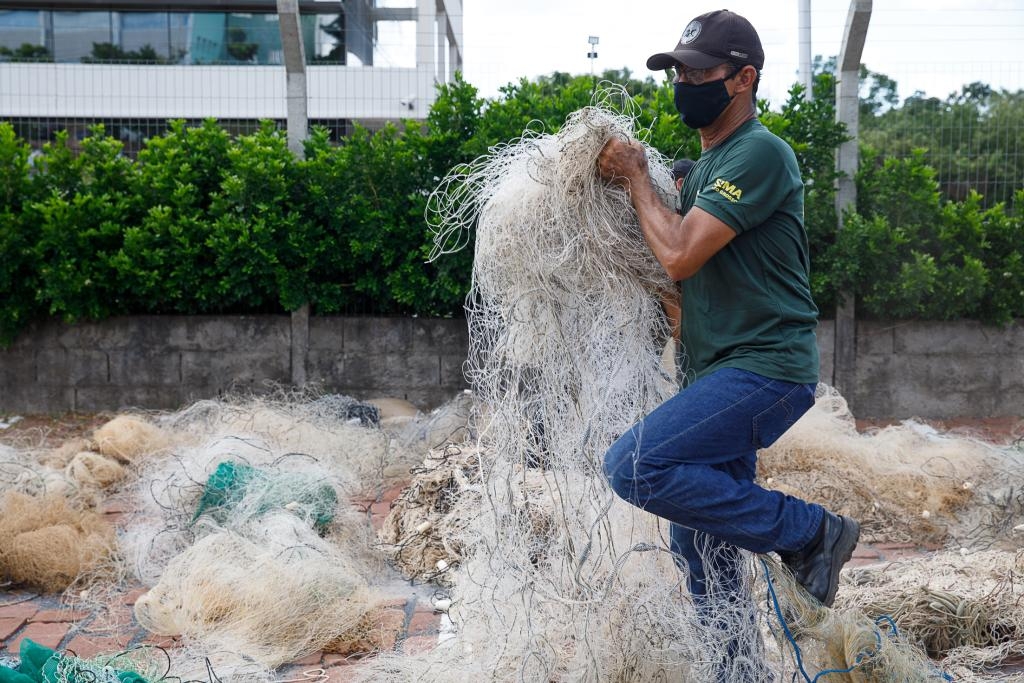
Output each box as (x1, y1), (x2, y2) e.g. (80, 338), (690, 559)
(191, 460), (338, 532)
(0, 639), (148, 683)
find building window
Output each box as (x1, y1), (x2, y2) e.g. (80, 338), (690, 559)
(0, 9), (413, 67)
(0, 10), (47, 61)
(52, 11), (111, 62)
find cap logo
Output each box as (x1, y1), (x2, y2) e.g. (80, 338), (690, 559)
(729, 50), (749, 59)
(680, 20), (701, 44)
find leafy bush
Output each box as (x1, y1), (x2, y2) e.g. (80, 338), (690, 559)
(114, 119), (231, 312)
(0, 71), (1021, 346)
(828, 151), (1024, 324)
(0, 123), (37, 344)
(31, 126), (139, 322)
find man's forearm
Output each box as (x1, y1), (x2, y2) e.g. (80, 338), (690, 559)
(628, 176), (687, 278)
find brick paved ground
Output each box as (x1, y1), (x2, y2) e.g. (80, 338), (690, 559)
(2, 414), (1022, 679)
(0, 473), (440, 681)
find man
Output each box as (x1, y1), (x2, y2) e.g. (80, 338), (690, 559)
(598, 7), (859, 637)
(672, 158), (696, 193)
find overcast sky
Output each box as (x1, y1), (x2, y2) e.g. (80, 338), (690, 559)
(458, 0), (1024, 105)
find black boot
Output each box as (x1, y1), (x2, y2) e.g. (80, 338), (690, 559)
(780, 511), (860, 607)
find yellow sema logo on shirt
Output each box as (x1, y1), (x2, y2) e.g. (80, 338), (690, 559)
(712, 178), (743, 203)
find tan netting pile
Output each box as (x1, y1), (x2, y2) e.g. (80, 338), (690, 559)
(0, 491), (115, 592)
(837, 549), (1024, 679)
(0, 414), (172, 507)
(133, 512), (370, 670)
(760, 386), (1024, 547)
(378, 445), (482, 584)
(355, 93), (1024, 681)
(118, 390), (476, 680)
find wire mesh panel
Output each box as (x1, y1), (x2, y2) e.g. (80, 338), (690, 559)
(858, 63), (1023, 208)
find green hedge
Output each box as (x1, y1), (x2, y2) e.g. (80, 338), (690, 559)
(1, 72), (1022, 346)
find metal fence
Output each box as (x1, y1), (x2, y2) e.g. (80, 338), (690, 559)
(2, 3), (1020, 204)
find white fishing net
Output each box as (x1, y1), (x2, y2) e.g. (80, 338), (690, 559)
(356, 94), (732, 681)
(760, 386), (1024, 548)
(359, 93), (1024, 681)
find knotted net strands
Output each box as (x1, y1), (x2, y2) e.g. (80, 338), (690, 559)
(760, 386), (1024, 548)
(838, 549), (1024, 679)
(358, 93), (750, 681)
(364, 93), (1024, 681)
(0, 415), (171, 509)
(119, 393), (400, 679)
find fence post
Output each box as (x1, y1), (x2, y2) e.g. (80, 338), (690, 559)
(278, 0), (310, 386)
(834, 0), (871, 396)
(277, 0), (308, 158)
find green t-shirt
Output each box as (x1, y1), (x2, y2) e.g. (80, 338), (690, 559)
(677, 118), (819, 385)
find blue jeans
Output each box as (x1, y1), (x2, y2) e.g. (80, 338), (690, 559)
(603, 367), (823, 599)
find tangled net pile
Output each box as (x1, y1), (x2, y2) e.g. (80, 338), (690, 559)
(362, 93), (753, 681)
(378, 444), (482, 584)
(837, 550), (1024, 679)
(116, 393), (411, 678)
(760, 386), (1024, 547)
(364, 93), (1024, 681)
(0, 415), (168, 593)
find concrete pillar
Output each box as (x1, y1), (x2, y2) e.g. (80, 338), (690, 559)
(291, 304), (309, 386)
(417, 0), (437, 78)
(277, 0), (307, 158)
(436, 1), (447, 81)
(799, 0), (813, 99)
(834, 0), (872, 395)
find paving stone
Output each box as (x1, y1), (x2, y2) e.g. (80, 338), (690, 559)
(65, 634), (133, 660)
(137, 634), (183, 649)
(0, 602), (38, 621)
(852, 546), (881, 559)
(325, 609), (405, 656)
(30, 609), (90, 623)
(7, 621), (71, 652)
(847, 557), (882, 569)
(369, 499), (393, 517)
(324, 664), (362, 682)
(0, 617), (25, 641)
(122, 588), (148, 606)
(407, 611), (440, 636)
(380, 484), (407, 504)
(85, 605), (135, 633)
(400, 635), (437, 655)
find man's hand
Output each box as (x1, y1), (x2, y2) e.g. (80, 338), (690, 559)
(595, 136), (736, 282)
(596, 137), (650, 189)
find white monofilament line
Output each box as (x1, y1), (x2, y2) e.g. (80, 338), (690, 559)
(359, 87), (1010, 682)
(355, 88), (773, 681)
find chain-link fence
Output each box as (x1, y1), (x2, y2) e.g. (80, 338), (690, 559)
(2, 3), (1020, 202)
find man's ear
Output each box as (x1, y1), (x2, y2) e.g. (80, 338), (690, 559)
(734, 65), (756, 95)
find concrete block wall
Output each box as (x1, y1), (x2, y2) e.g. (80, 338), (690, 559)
(0, 316), (1021, 418)
(0, 316), (469, 413)
(841, 320), (1024, 419)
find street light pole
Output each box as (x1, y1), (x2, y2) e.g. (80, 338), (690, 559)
(587, 35), (599, 78)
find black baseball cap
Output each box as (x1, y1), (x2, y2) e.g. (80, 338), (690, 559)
(647, 10), (764, 71)
(672, 159), (696, 181)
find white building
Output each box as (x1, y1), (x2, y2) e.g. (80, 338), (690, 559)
(0, 0), (463, 146)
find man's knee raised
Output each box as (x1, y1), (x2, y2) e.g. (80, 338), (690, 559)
(603, 438), (638, 500)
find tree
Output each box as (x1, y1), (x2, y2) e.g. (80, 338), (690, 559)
(0, 43), (52, 62)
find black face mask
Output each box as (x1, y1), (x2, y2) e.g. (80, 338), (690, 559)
(673, 70), (739, 129)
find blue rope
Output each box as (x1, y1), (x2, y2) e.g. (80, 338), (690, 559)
(759, 559), (954, 682)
